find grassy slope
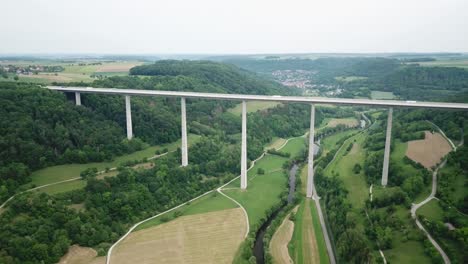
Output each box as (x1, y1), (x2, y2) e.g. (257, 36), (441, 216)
(371, 91), (395, 99)
(417, 199), (444, 222)
(319, 129), (358, 155)
(227, 101), (281, 115)
(280, 137), (306, 157)
(418, 59), (468, 69)
(28, 134), (201, 187)
(135, 192), (238, 231)
(319, 117), (359, 129)
(265, 137), (287, 150)
(324, 132), (369, 208)
(438, 165), (467, 202)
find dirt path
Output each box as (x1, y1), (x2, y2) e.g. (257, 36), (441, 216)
(270, 207), (298, 264)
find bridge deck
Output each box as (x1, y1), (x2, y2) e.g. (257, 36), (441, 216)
(47, 86), (468, 110)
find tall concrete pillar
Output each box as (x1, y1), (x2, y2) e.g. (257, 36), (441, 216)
(181, 97), (188, 167)
(125, 95), (133, 140)
(381, 108), (393, 186)
(75, 92), (81, 106)
(307, 104), (315, 198)
(241, 100), (247, 190)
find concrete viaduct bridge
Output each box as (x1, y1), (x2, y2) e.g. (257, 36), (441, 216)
(48, 86), (468, 199)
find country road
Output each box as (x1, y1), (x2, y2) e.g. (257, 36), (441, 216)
(411, 159), (450, 264)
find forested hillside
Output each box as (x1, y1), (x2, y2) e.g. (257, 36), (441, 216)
(129, 60), (297, 95)
(0, 82), (145, 202)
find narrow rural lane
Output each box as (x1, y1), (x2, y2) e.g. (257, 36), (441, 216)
(411, 160), (450, 264)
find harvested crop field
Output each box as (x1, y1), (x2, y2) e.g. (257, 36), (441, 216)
(406, 131), (452, 169)
(325, 118), (359, 128)
(58, 245), (105, 264)
(111, 208), (247, 264)
(270, 207), (298, 264)
(95, 62), (143, 72)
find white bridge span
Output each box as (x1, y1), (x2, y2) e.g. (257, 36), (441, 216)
(47, 86), (468, 198)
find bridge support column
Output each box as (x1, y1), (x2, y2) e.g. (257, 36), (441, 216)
(125, 95), (133, 140)
(381, 108), (393, 186)
(307, 104), (315, 198)
(75, 92), (81, 106)
(241, 100), (247, 190)
(181, 97), (188, 167)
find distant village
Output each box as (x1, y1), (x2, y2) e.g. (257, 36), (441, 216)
(271, 69), (343, 96)
(0, 64), (65, 75)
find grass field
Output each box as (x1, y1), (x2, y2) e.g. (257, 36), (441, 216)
(112, 208), (246, 264)
(135, 192), (238, 231)
(406, 131), (452, 169)
(227, 101), (281, 115)
(33, 180), (87, 195)
(324, 132), (369, 208)
(370, 91), (395, 100)
(28, 134), (200, 187)
(417, 199), (444, 222)
(265, 137), (287, 150)
(438, 165), (467, 202)
(418, 59), (468, 69)
(319, 129), (358, 156)
(280, 136), (306, 158)
(320, 117), (359, 129)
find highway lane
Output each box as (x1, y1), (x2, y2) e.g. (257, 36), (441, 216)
(47, 86), (468, 110)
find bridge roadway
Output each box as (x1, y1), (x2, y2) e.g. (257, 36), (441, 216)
(48, 86), (468, 110)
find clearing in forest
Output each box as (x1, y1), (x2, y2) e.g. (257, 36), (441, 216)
(370, 91), (395, 100)
(406, 131), (452, 169)
(228, 101), (281, 115)
(266, 137), (287, 150)
(58, 245), (105, 264)
(323, 118), (359, 128)
(111, 208), (247, 264)
(95, 62), (143, 72)
(270, 207), (298, 264)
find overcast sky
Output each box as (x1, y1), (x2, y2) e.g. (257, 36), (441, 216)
(2, 0), (467, 54)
